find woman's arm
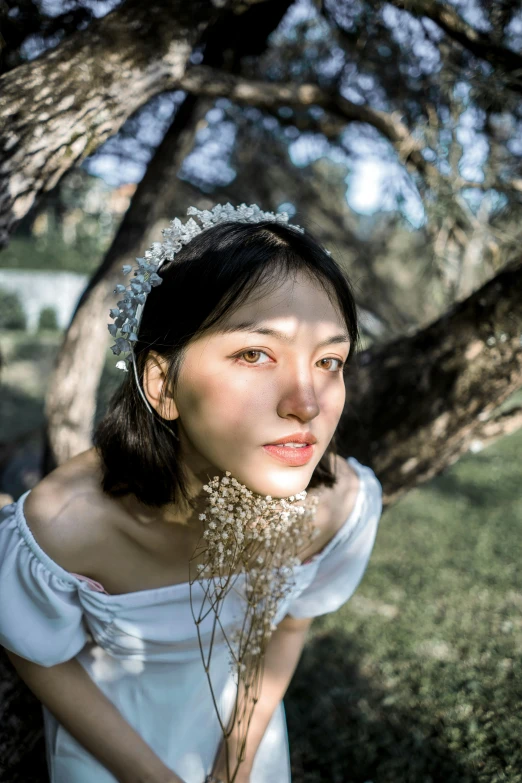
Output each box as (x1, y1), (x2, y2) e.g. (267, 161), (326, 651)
(4, 649), (184, 783)
(210, 613), (313, 782)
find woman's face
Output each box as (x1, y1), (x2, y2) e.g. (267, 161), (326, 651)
(151, 269), (351, 499)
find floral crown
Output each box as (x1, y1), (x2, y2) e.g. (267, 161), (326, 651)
(108, 202), (305, 374)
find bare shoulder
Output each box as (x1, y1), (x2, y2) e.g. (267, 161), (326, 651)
(304, 454), (361, 554)
(23, 447), (112, 574)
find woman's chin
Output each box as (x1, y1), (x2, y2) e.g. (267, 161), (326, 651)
(197, 452), (318, 499)
(238, 470), (313, 500)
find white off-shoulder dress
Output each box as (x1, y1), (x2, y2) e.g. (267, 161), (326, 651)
(0, 456), (382, 783)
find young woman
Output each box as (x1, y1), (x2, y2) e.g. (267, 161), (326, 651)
(0, 205), (383, 783)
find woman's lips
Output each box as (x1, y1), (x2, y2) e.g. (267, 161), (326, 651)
(262, 444), (314, 466)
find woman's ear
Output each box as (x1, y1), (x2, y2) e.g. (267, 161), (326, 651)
(142, 351), (179, 421)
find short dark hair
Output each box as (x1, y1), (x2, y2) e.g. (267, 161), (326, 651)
(94, 219), (360, 508)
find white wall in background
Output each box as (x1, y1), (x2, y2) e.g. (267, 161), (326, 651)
(0, 269), (88, 332)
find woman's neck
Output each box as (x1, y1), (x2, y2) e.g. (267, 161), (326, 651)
(87, 444), (218, 529)
(122, 466), (223, 529)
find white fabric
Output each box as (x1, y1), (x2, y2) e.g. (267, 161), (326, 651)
(0, 457), (382, 783)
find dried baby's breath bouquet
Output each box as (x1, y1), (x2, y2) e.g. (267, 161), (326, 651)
(189, 471), (320, 783)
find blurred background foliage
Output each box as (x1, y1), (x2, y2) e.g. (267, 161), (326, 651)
(0, 170), (126, 275)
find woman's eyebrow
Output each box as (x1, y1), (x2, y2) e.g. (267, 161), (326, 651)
(219, 320), (351, 350)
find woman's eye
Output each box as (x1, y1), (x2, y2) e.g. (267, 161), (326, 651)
(318, 357), (345, 372)
(236, 350), (271, 365)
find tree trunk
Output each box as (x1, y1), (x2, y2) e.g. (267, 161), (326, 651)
(0, 0), (235, 246)
(43, 93), (211, 468)
(337, 255), (522, 505)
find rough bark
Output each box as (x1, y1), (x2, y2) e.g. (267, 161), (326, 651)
(5, 0), (517, 254)
(337, 255), (522, 506)
(0, 0), (235, 246)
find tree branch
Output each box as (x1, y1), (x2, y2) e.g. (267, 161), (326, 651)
(387, 0), (522, 74)
(0, 0), (259, 246)
(3, 0), (519, 249)
(178, 65), (522, 199)
(182, 65), (511, 253)
(178, 64), (439, 180)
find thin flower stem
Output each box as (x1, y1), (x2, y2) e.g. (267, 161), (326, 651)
(188, 473), (318, 782)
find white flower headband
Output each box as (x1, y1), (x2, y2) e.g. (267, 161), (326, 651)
(108, 203), (305, 373)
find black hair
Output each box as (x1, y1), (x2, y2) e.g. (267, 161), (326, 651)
(93, 219), (360, 508)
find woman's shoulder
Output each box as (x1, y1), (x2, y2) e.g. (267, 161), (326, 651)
(23, 447), (119, 574)
(302, 454), (361, 559)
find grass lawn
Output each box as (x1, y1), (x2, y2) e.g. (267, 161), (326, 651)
(2, 331), (521, 782)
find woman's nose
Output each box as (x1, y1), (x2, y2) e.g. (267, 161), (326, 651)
(276, 371), (320, 423)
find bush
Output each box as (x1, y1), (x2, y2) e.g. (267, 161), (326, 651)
(0, 290), (26, 330)
(38, 306), (59, 331)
